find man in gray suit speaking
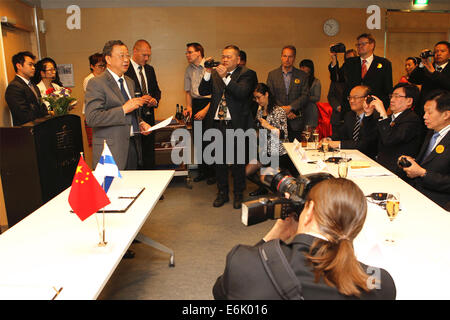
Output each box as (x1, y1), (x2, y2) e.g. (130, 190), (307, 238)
(85, 40), (152, 170)
(267, 45), (309, 141)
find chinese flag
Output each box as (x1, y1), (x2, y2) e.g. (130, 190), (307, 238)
(69, 157), (111, 221)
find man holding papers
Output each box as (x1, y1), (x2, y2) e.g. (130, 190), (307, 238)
(85, 40), (152, 170)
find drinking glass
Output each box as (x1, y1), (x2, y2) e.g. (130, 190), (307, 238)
(385, 192), (400, 243)
(312, 132), (319, 149)
(338, 159), (348, 178)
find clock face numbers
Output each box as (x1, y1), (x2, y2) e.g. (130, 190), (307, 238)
(324, 19), (339, 36)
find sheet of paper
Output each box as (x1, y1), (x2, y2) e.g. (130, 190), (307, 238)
(143, 116), (173, 133)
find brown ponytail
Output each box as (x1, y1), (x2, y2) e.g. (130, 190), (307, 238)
(304, 178), (370, 297)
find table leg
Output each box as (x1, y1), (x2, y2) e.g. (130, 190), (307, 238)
(136, 233), (175, 267)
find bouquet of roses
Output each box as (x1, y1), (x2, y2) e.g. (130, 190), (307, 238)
(43, 87), (77, 116)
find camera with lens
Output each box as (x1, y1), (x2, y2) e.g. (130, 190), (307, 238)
(241, 171), (333, 226)
(330, 43), (346, 53)
(204, 59), (221, 68)
(397, 157), (412, 168)
(420, 50), (434, 59)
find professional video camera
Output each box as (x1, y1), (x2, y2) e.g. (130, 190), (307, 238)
(330, 43), (346, 53)
(420, 50), (434, 59)
(204, 59), (221, 68)
(241, 171), (333, 226)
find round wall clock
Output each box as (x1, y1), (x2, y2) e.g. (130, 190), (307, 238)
(323, 18), (340, 36)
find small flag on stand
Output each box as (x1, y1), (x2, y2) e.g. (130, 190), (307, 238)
(69, 156), (110, 221)
(94, 141), (122, 193)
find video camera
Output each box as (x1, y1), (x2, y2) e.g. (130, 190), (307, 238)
(330, 43), (346, 53)
(420, 50), (434, 59)
(204, 59), (221, 68)
(241, 171), (333, 226)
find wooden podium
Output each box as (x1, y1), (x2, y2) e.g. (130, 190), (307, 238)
(0, 115), (84, 227)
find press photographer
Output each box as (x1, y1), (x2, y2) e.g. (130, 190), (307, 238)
(213, 178), (396, 300)
(408, 41), (450, 118)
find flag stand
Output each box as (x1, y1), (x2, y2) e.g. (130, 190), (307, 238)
(98, 209), (107, 247)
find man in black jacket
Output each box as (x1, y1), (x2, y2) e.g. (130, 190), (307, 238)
(330, 33), (393, 113)
(365, 83), (424, 177)
(408, 41), (450, 118)
(199, 45), (257, 209)
(5, 51), (48, 126)
(125, 39), (161, 169)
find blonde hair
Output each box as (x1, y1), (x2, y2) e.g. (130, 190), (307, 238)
(305, 178), (371, 297)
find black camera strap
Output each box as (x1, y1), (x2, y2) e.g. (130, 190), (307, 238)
(258, 239), (304, 300)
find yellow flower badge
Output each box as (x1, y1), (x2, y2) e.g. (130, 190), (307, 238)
(436, 145), (445, 154)
(294, 78), (301, 84)
(377, 63), (382, 69)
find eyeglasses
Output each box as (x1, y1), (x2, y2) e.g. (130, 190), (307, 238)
(95, 64), (106, 68)
(347, 95), (366, 101)
(355, 42), (370, 47)
(45, 68), (56, 72)
(113, 54), (130, 60)
(389, 94), (407, 99)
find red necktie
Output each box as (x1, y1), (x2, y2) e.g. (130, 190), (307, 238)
(361, 59), (367, 79)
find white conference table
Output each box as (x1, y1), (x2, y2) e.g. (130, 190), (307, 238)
(0, 170), (174, 300)
(284, 143), (450, 300)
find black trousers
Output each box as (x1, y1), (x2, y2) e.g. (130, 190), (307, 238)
(213, 120), (246, 195)
(192, 98), (214, 178)
(125, 135), (142, 170)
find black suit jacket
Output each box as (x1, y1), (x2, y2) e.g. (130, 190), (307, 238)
(125, 63), (161, 125)
(376, 109), (424, 177)
(332, 111), (379, 159)
(342, 56), (393, 110)
(410, 129), (450, 210)
(5, 75), (48, 126)
(213, 233), (396, 300)
(408, 61), (450, 118)
(199, 66), (257, 130)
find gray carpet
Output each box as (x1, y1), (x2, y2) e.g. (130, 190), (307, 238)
(98, 173), (273, 300)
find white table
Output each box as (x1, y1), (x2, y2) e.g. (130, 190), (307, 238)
(0, 170), (174, 300)
(284, 143), (450, 300)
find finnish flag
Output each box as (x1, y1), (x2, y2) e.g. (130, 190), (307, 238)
(94, 141), (122, 193)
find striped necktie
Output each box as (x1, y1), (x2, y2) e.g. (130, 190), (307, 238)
(352, 115), (361, 141)
(138, 66), (148, 95)
(361, 59), (368, 79)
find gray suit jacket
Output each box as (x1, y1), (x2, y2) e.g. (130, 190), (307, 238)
(85, 70), (137, 169)
(266, 66), (309, 130)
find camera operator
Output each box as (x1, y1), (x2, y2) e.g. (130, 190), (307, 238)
(213, 178), (396, 300)
(408, 41), (450, 118)
(398, 90), (450, 211)
(364, 83), (424, 178)
(328, 48), (357, 135)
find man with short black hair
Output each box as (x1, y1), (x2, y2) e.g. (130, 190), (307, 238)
(199, 44), (257, 209)
(399, 90), (450, 210)
(409, 41), (450, 118)
(6, 51), (48, 126)
(365, 83), (424, 177)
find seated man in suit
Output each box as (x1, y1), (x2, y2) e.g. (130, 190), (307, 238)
(5, 51), (48, 126)
(408, 41), (450, 118)
(267, 45), (309, 142)
(365, 83), (424, 177)
(323, 85), (378, 159)
(331, 33), (393, 113)
(399, 90), (450, 211)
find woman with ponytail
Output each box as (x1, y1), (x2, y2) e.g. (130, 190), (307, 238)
(213, 178), (396, 300)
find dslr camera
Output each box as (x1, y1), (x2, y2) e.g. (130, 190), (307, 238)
(330, 43), (346, 53)
(420, 50), (434, 59)
(241, 171), (333, 226)
(204, 59), (221, 68)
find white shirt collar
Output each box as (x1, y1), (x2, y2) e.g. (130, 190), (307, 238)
(304, 232), (329, 242)
(130, 58), (144, 71)
(17, 74), (31, 85)
(107, 68), (124, 82)
(437, 124), (450, 137)
(436, 61), (448, 71)
(361, 54), (374, 65)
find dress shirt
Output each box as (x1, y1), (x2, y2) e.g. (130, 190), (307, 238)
(130, 59), (148, 94)
(107, 68), (134, 135)
(435, 61), (448, 72)
(185, 59), (210, 99)
(361, 54), (374, 71)
(282, 69), (293, 96)
(212, 69), (235, 121)
(430, 124), (450, 151)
